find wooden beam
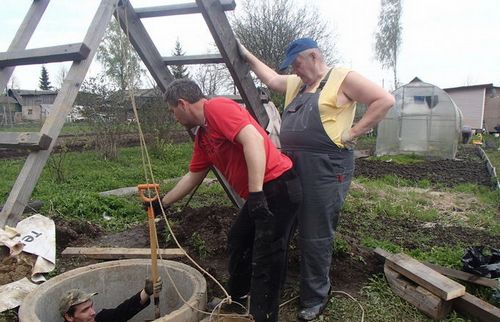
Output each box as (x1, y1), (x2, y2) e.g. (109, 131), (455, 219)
(115, 0), (175, 92)
(0, 0), (49, 89)
(217, 94), (269, 104)
(0, 132), (52, 150)
(0, 43), (91, 68)
(0, 0), (120, 228)
(196, 0), (270, 128)
(453, 292), (500, 322)
(384, 264), (452, 320)
(135, 0), (235, 18)
(62, 247), (185, 260)
(163, 54), (224, 65)
(374, 248), (466, 300)
(424, 262), (499, 289)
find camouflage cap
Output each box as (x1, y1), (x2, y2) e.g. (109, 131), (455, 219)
(59, 289), (97, 317)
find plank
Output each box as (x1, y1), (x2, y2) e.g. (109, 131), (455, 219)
(135, 0), (235, 18)
(163, 54), (224, 65)
(0, 0), (120, 228)
(424, 262), (499, 289)
(196, 0), (270, 128)
(374, 248), (466, 300)
(0, 132), (52, 150)
(0, 0), (49, 89)
(61, 247), (185, 260)
(453, 292), (500, 322)
(0, 43), (90, 67)
(384, 264), (452, 320)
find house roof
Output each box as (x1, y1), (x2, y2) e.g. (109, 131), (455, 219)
(443, 83), (498, 91)
(11, 89), (58, 96)
(0, 96), (18, 104)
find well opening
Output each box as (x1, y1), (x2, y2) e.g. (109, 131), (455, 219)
(19, 259), (207, 322)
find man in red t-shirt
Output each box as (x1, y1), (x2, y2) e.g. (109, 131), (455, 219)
(159, 79), (302, 322)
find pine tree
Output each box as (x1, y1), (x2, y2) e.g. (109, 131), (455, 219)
(171, 39), (189, 79)
(39, 65), (52, 90)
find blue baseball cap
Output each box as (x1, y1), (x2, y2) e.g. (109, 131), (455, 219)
(279, 38), (318, 71)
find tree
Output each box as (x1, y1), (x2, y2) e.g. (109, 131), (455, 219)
(192, 63), (232, 96)
(39, 65), (52, 90)
(170, 39), (190, 79)
(55, 65), (68, 89)
(375, 0), (403, 90)
(97, 18), (144, 92)
(231, 0), (339, 71)
(231, 0), (339, 109)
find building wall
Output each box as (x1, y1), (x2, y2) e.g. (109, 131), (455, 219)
(445, 87), (484, 129)
(22, 105), (42, 121)
(21, 94), (57, 106)
(484, 95), (500, 131)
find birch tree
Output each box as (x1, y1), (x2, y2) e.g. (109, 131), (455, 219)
(375, 0), (403, 89)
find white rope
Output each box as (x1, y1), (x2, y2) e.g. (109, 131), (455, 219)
(331, 290), (365, 322)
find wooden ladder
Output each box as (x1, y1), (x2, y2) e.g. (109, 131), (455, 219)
(0, 0), (269, 227)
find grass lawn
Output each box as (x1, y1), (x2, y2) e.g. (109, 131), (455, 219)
(1, 142), (498, 321)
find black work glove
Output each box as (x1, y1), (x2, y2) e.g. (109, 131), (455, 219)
(247, 191), (272, 219)
(144, 277), (162, 296)
(143, 198), (165, 216)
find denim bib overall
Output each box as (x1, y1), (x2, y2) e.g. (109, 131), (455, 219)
(281, 71), (354, 307)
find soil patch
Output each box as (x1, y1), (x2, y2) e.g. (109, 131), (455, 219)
(355, 146), (493, 188)
(0, 130), (190, 160)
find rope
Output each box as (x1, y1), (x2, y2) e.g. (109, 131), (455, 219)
(115, 5), (242, 319)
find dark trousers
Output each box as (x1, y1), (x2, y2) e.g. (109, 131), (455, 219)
(227, 170), (302, 322)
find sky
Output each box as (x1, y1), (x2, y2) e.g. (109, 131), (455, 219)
(1, 0), (499, 91)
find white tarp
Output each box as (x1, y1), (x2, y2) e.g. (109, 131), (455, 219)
(0, 278), (38, 312)
(0, 214), (56, 311)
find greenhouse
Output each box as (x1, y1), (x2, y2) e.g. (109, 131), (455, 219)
(376, 77), (463, 159)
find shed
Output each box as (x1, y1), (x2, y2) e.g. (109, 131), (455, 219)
(444, 83), (500, 132)
(376, 77), (462, 159)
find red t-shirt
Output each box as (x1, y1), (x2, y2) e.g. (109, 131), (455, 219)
(189, 97), (292, 198)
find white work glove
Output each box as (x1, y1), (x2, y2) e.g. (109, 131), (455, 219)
(341, 129), (357, 149)
(236, 38), (250, 61)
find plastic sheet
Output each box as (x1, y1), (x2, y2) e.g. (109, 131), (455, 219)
(462, 246), (500, 279)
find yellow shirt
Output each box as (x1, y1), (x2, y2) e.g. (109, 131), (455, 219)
(284, 68), (356, 147)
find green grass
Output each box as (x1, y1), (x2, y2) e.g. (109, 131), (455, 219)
(0, 144), (194, 231)
(1, 142), (498, 321)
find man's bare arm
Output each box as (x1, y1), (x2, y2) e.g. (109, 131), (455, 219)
(235, 124), (266, 193)
(162, 169), (209, 205)
(341, 71), (395, 138)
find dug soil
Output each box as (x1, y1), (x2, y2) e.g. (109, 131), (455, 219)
(1, 144), (497, 321)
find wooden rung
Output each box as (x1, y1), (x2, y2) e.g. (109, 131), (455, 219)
(384, 264), (452, 320)
(424, 262), (500, 289)
(135, 0), (235, 18)
(219, 94), (269, 104)
(453, 292), (500, 322)
(374, 248), (466, 300)
(163, 54), (224, 65)
(0, 43), (90, 68)
(61, 247), (185, 260)
(0, 132), (52, 150)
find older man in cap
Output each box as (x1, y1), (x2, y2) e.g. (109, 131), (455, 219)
(59, 278), (161, 322)
(240, 38), (394, 320)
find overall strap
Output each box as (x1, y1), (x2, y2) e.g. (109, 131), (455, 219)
(316, 68), (333, 93)
(297, 68), (333, 95)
